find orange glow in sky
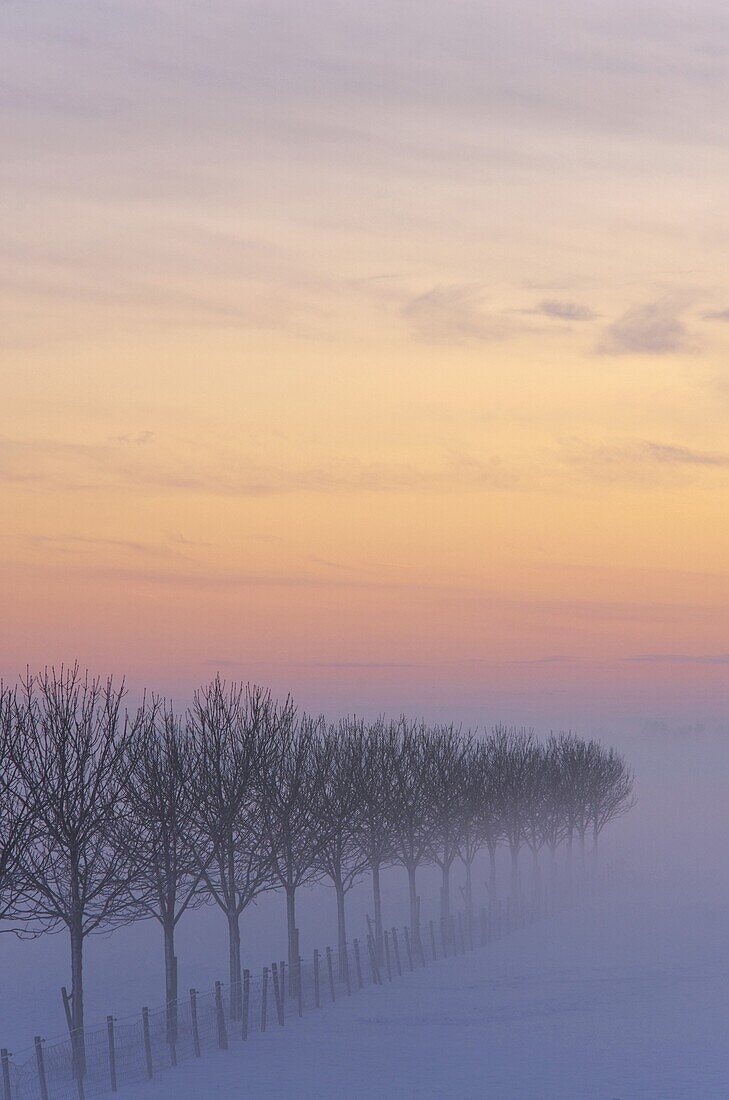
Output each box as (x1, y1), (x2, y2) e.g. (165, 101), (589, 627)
(2, 2), (728, 735)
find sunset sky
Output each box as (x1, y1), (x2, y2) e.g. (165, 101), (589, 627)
(2, 1), (729, 736)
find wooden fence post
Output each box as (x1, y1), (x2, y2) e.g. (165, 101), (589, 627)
(242, 971), (250, 1041)
(215, 982), (229, 1049)
(391, 928), (402, 977)
(297, 958), (303, 1017)
(353, 940), (363, 988)
(34, 1039), (48, 1100)
(1, 1048), (11, 1100)
(343, 946), (352, 996)
(190, 990), (201, 1058)
(383, 931), (393, 981)
(326, 947), (336, 1002)
(430, 920), (437, 962)
(261, 967), (269, 1032)
(440, 917), (448, 958)
(271, 964), (284, 1027)
(403, 927), (414, 972)
(366, 935), (381, 985)
(106, 1016), (117, 1093)
(313, 950), (321, 1007)
(142, 1009), (153, 1079)
(280, 961), (287, 1006)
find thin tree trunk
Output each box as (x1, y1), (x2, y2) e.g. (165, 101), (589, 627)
(163, 918), (178, 1040)
(440, 862), (451, 931)
(510, 844), (520, 901)
(464, 859), (473, 925)
(227, 910), (242, 1019)
(566, 826), (574, 894)
(335, 880), (348, 981)
(487, 841), (497, 901)
(407, 864), (418, 937)
(285, 884), (297, 981)
(372, 861), (384, 963)
(70, 915), (86, 1075)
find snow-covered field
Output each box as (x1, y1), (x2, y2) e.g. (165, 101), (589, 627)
(116, 890), (729, 1100)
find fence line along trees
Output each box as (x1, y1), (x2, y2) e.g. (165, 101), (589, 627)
(7, 666), (138, 1075)
(119, 699), (203, 1036)
(187, 677), (278, 1019)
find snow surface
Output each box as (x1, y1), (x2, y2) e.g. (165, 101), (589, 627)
(117, 891), (729, 1100)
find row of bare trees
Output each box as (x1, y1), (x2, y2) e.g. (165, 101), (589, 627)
(0, 666), (634, 1063)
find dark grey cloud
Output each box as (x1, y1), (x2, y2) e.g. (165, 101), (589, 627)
(597, 300), (693, 355)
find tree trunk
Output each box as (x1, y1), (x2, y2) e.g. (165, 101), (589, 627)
(285, 884), (298, 985)
(510, 844), (520, 901)
(69, 915), (86, 1075)
(407, 864), (418, 938)
(487, 841), (497, 901)
(532, 845), (540, 901)
(440, 862), (451, 932)
(164, 918), (178, 1041)
(335, 879), (348, 981)
(463, 859), (473, 926)
(566, 826), (574, 894)
(228, 910), (242, 1019)
(372, 861), (384, 963)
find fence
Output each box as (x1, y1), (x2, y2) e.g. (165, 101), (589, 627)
(1, 895), (543, 1100)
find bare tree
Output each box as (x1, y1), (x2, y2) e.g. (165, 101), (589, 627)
(0, 685), (34, 923)
(350, 718), (395, 963)
(489, 725), (535, 902)
(388, 719), (438, 944)
(8, 666), (138, 1072)
(428, 726), (470, 939)
(587, 743), (635, 866)
(119, 700), (203, 1037)
(314, 722), (369, 980)
(187, 677), (277, 1018)
(259, 710), (327, 982)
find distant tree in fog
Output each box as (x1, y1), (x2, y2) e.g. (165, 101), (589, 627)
(489, 725), (537, 901)
(587, 744), (635, 864)
(427, 726), (470, 937)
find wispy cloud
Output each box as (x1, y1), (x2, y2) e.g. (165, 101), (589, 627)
(702, 308), (729, 322)
(626, 653), (729, 665)
(401, 285), (512, 344)
(532, 300), (597, 321)
(562, 437), (729, 483)
(597, 300), (693, 355)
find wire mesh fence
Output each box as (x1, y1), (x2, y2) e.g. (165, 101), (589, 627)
(1, 895), (546, 1100)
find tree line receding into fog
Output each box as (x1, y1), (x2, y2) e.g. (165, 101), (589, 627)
(0, 665), (634, 1061)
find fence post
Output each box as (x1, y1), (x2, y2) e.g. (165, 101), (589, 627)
(366, 935), (381, 985)
(189, 990), (201, 1057)
(403, 926), (414, 972)
(353, 940), (363, 988)
(106, 1016), (117, 1093)
(142, 1009), (153, 1079)
(215, 982), (228, 1050)
(326, 947), (336, 1002)
(430, 920), (437, 962)
(280, 961), (287, 1006)
(297, 958), (303, 1017)
(34, 1038), (48, 1100)
(383, 931), (393, 981)
(271, 964), (284, 1027)
(343, 945), (352, 996)
(1, 1049), (10, 1100)
(313, 950), (321, 1007)
(440, 917), (448, 958)
(242, 971), (250, 1041)
(261, 967), (269, 1032)
(391, 928), (402, 977)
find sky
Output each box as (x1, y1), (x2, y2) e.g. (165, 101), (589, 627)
(2, 0), (729, 739)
